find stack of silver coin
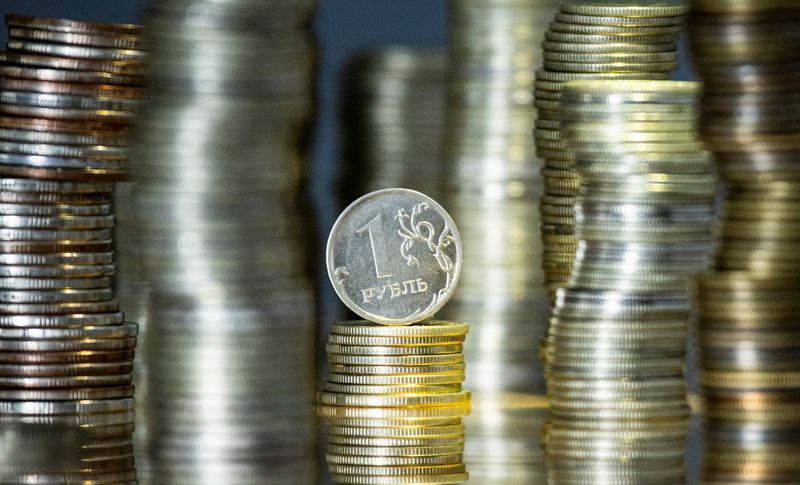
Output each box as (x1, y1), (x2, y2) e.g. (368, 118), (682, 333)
(127, 1), (318, 483)
(0, 15), (145, 485)
(689, 1), (800, 482)
(534, 0), (688, 303)
(340, 47), (446, 203)
(543, 80), (717, 483)
(440, 0), (557, 480)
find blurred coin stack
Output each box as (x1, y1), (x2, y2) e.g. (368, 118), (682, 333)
(0, 14), (145, 485)
(534, 0), (688, 303)
(340, 47), (447, 203)
(444, 0), (553, 344)
(543, 80), (717, 483)
(129, 1), (318, 483)
(689, 1), (800, 482)
(441, 0), (557, 480)
(318, 320), (470, 485)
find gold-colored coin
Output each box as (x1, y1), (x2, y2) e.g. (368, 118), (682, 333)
(559, 1), (689, 18)
(328, 472), (469, 484)
(327, 443), (464, 457)
(329, 424), (464, 438)
(326, 353), (464, 366)
(323, 383), (462, 395)
(327, 463), (466, 476)
(325, 343), (463, 356)
(332, 320), (468, 338)
(317, 391), (471, 408)
(328, 363), (466, 376)
(327, 373), (465, 386)
(555, 13), (686, 27)
(327, 334), (465, 347)
(544, 51), (678, 64)
(326, 453), (463, 466)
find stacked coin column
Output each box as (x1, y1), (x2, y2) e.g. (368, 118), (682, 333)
(543, 80), (717, 483)
(340, 47), (447, 203)
(130, 1), (318, 483)
(318, 321), (470, 484)
(689, 1), (800, 482)
(442, 1), (557, 480)
(534, 0), (688, 304)
(0, 15), (146, 485)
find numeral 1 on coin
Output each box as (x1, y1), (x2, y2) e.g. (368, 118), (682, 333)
(357, 215), (393, 279)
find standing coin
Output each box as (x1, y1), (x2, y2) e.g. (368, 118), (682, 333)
(326, 189), (462, 325)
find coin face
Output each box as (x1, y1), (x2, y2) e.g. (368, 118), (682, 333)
(327, 189), (462, 325)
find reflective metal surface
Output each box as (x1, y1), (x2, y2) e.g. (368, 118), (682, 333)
(0, 14), (143, 485)
(534, 0), (686, 305)
(439, 0), (558, 482)
(543, 80), (715, 484)
(340, 48), (447, 202)
(125, 1), (319, 483)
(690, 1), (800, 482)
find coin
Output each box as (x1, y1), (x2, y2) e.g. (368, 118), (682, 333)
(327, 188), (462, 325)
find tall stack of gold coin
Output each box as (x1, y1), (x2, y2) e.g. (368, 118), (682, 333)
(689, 1), (800, 482)
(318, 320), (470, 485)
(0, 15), (146, 485)
(340, 47), (447, 203)
(534, 0), (688, 304)
(543, 80), (717, 483)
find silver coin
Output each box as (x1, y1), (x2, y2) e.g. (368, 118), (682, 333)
(0, 337), (136, 352)
(0, 65), (146, 86)
(0, 311), (123, 327)
(0, 288), (112, 303)
(0, 264), (115, 278)
(0, 141), (127, 160)
(0, 214), (114, 229)
(326, 188), (462, 325)
(0, 203), (111, 216)
(0, 153), (128, 170)
(0, 299), (119, 315)
(0, 276), (111, 289)
(7, 40), (146, 62)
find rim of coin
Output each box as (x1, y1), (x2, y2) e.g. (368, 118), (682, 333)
(332, 320), (468, 337)
(0, 385), (134, 401)
(559, 0), (689, 18)
(0, 51), (145, 76)
(328, 473), (469, 484)
(6, 14), (143, 36)
(326, 188), (462, 325)
(8, 27), (144, 50)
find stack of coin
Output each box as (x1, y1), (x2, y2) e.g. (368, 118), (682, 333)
(318, 320), (470, 485)
(0, 15), (145, 484)
(0, 178), (138, 483)
(441, 1), (557, 479)
(0, 15), (145, 181)
(128, 1), (318, 483)
(543, 80), (717, 483)
(465, 393), (548, 484)
(340, 47), (447, 203)
(322, 189), (469, 484)
(443, 0), (554, 395)
(689, 1), (800, 482)
(534, 0), (688, 303)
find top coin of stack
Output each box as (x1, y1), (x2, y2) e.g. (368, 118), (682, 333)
(534, 0), (688, 303)
(327, 188), (462, 326)
(0, 15), (146, 181)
